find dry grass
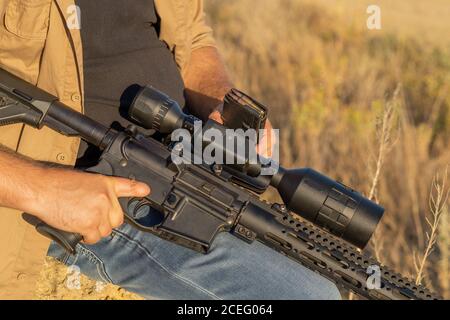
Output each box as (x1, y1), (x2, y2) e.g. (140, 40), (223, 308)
(414, 168), (449, 286)
(207, 0), (450, 297)
(438, 205), (449, 298)
(37, 0), (450, 299)
(368, 87), (400, 262)
(307, 0), (450, 47)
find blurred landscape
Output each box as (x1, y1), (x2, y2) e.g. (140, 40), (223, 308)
(37, 0), (449, 299)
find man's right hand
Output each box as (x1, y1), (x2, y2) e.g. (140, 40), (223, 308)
(29, 168), (150, 244)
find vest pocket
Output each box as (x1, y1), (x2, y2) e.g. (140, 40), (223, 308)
(4, 0), (51, 40)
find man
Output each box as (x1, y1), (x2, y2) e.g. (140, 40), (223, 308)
(0, 0), (340, 300)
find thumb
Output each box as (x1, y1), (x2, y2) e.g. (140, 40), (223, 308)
(112, 177), (151, 198)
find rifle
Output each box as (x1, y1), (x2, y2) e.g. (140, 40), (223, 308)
(0, 68), (439, 300)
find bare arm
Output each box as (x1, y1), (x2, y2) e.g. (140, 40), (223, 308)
(0, 146), (150, 243)
(182, 46), (274, 157)
(0, 145), (44, 214)
(183, 46), (234, 122)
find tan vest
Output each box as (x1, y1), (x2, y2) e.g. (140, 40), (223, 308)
(0, 0), (215, 299)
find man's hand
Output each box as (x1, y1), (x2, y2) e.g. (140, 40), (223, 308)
(0, 147), (150, 245)
(32, 168), (150, 244)
(209, 108), (275, 158)
(256, 119), (275, 159)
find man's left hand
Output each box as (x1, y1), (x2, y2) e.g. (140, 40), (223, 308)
(208, 107), (275, 158)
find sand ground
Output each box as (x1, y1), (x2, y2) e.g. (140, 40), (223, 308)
(35, 257), (141, 300)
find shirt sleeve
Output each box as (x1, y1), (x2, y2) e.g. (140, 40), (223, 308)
(190, 0), (217, 50)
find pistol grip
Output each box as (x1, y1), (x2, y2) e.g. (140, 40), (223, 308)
(22, 213), (83, 254)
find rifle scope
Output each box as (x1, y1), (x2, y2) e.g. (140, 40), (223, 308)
(129, 86), (384, 248)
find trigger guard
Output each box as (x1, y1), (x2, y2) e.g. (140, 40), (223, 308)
(119, 197), (165, 231)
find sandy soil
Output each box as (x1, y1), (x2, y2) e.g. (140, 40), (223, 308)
(35, 257), (142, 300)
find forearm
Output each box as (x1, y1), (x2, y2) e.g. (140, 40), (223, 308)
(183, 46), (234, 121)
(0, 145), (44, 214)
(0, 144), (149, 242)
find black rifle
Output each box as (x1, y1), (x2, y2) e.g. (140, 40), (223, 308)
(0, 68), (438, 300)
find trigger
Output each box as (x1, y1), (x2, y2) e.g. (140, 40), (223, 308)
(128, 198), (151, 219)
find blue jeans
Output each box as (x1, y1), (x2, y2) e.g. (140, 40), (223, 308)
(48, 222), (341, 300)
